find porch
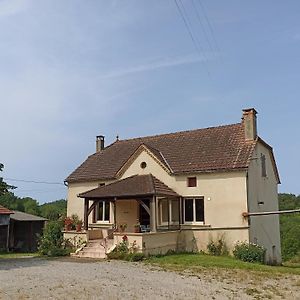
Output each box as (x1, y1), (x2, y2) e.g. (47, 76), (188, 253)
(70, 174), (183, 257)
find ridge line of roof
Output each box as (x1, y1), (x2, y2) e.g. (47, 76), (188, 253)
(114, 122), (241, 143)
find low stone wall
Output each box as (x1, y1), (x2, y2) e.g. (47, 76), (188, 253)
(63, 231), (88, 247)
(114, 231), (184, 256)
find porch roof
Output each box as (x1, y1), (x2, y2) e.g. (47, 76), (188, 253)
(78, 174), (179, 199)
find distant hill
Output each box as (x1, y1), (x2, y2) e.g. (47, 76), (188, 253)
(0, 192), (66, 221)
(39, 199), (67, 220)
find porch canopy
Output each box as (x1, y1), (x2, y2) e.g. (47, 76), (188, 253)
(78, 174), (180, 231)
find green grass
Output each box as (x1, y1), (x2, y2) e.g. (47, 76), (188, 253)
(147, 253), (300, 276)
(0, 252), (40, 259)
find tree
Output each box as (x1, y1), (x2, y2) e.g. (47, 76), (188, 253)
(0, 163), (16, 196)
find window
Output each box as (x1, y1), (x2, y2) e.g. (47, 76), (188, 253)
(158, 198), (179, 225)
(261, 154), (267, 177)
(140, 162), (147, 169)
(187, 177), (197, 187)
(97, 201), (110, 222)
(184, 198), (204, 223)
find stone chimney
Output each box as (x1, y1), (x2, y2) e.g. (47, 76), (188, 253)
(96, 135), (105, 152)
(242, 108), (258, 141)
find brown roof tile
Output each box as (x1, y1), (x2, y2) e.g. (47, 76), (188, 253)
(79, 174), (179, 199)
(66, 123), (257, 183)
(0, 205), (13, 215)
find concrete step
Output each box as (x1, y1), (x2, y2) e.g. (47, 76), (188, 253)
(78, 251), (106, 259)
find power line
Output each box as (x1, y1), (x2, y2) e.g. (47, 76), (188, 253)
(191, 0), (216, 54)
(174, 0), (210, 76)
(3, 178), (65, 185)
(197, 0), (221, 54)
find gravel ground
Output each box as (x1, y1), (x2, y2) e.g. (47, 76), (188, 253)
(0, 257), (299, 300)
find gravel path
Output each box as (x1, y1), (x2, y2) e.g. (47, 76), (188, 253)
(0, 257), (299, 299)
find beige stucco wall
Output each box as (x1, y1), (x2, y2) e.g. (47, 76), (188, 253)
(247, 142), (281, 264)
(115, 199), (138, 232)
(121, 149), (249, 229)
(67, 180), (112, 223)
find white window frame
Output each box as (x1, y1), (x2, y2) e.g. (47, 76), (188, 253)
(96, 201), (111, 223)
(183, 198), (204, 224)
(158, 199), (179, 225)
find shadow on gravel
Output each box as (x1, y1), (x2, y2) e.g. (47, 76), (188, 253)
(0, 257), (49, 271)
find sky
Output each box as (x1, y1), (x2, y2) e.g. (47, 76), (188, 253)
(1, 0), (300, 203)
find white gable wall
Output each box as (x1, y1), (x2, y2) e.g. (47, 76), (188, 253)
(247, 141), (281, 264)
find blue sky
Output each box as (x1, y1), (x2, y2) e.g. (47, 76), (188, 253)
(1, 0), (300, 203)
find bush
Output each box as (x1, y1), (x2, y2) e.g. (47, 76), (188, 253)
(38, 221), (71, 257)
(107, 237), (145, 261)
(233, 242), (266, 263)
(207, 236), (228, 256)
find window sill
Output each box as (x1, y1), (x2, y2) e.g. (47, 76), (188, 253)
(181, 224), (211, 229)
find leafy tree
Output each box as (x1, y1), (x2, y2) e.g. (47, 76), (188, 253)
(0, 163), (16, 196)
(39, 199), (67, 220)
(279, 193), (300, 261)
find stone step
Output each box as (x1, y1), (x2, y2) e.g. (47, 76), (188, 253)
(78, 251), (106, 259)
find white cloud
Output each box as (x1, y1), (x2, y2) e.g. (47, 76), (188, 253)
(98, 54), (210, 80)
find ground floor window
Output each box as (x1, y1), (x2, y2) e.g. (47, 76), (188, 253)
(96, 201), (110, 222)
(158, 198), (179, 225)
(184, 198), (204, 224)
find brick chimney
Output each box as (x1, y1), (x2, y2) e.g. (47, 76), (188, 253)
(242, 108), (257, 141)
(96, 135), (105, 152)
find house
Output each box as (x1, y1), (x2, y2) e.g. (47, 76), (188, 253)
(65, 108), (281, 264)
(9, 211), (47, 252)
(0, 205), (13, 251)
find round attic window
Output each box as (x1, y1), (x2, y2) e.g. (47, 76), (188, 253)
(140, 162), (147, 169)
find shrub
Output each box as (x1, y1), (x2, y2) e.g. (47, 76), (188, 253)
(38, 221), (71, 257)
(233, 242), (266, 263)
(207, 236), (228, 256)
(107, 237), (144, 261)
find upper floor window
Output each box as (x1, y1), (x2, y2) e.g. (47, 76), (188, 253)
(187, 177), (197, 187)
(261, 154), (267, 177)
(184, 198), (204, 223)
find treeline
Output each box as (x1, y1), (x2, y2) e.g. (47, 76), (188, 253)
(0, 192), (67, 221)
(279, 193), (300, 261)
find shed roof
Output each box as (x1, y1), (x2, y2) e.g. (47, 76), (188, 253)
(79, 174), (179, 199)
(11, 211), (48, 222)
(0, 205), (13, 215)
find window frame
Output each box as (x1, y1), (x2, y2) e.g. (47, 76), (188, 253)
(96, 200), (111, 223)
(187, 177), (197, 187)
(158, 198), (180, 226)
(183, 197), (204, 224)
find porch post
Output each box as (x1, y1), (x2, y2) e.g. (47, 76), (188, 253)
(150, 195), (157, 232)
(84, 198), (89, 231)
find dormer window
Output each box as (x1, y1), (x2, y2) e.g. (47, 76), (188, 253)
(187, 177), (197, 187)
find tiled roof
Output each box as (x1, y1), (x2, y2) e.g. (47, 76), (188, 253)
(66, 123), (257, 183)
(0, 205), (13, 215)
(79, 174), (179, 199)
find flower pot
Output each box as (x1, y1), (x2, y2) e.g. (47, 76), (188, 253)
(134, 226), (140, 233)
(65, 224), (72, 231)
(76, 224), (82, 232)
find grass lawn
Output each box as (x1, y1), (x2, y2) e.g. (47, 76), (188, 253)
(147, 253), (300, 276)
(0, 252), (40, 259)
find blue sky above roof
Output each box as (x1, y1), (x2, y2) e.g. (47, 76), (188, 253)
(1, 0), (299, 202)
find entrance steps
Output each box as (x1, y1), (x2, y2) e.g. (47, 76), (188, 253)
(72, 239), (114, 259)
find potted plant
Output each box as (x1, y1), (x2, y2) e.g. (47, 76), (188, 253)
(76, 219), (83, 232)
(119, 223), (127, 233)
(134, 222), (140, 233)
(64, 217), (73, 231)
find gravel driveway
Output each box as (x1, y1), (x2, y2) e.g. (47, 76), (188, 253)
(0, 257), (299, 299)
